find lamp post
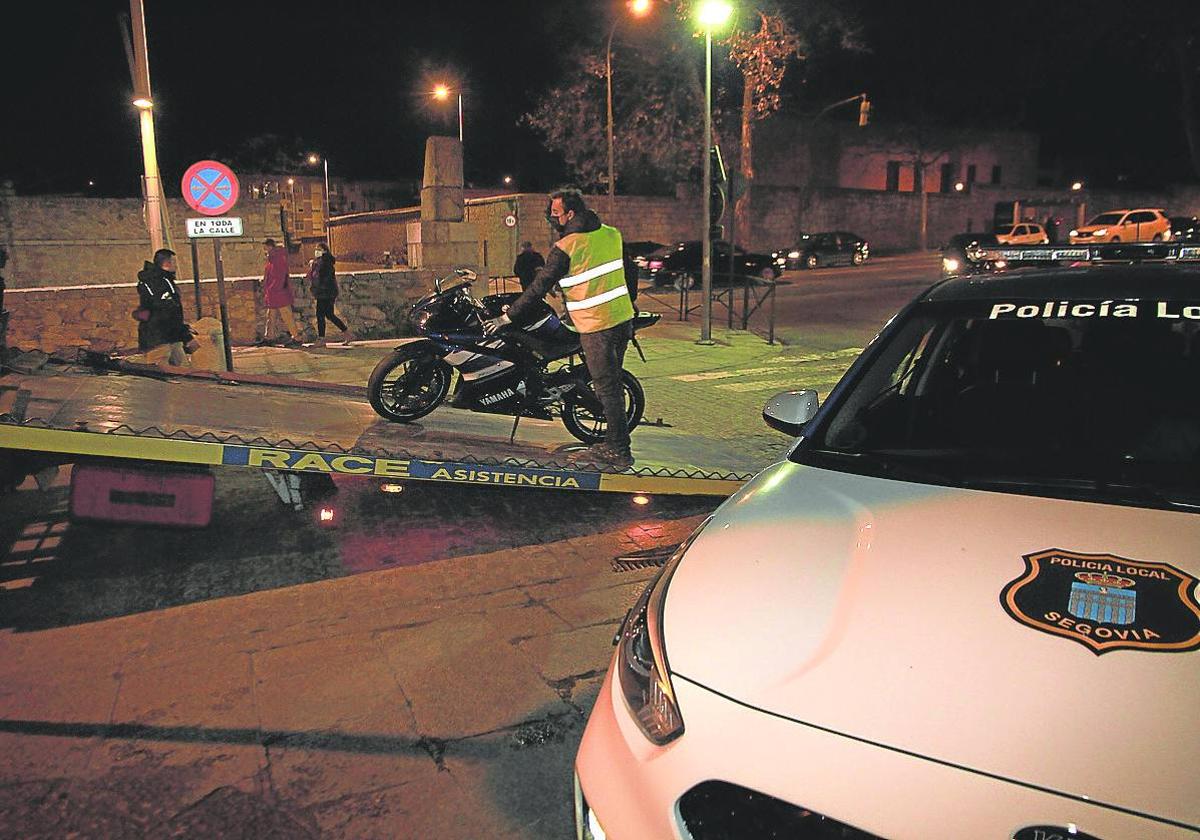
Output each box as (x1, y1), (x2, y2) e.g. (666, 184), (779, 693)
(307, 153), (330, 238)
(128, 0), (164, 253)
(696, 0), (732, 345)
(606, 0), (653, 217)
(433, 84), (464, 143)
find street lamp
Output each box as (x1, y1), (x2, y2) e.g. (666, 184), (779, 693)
(606, 0), (654, 215)
(307, 153), (330, 237)
(433, 84), (464, 143)
(696, 0), (733, 345)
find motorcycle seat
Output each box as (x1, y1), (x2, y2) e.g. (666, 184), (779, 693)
(506, 329), (582, 361)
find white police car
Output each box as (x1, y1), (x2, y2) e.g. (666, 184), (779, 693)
(575, 246), (1200, 839)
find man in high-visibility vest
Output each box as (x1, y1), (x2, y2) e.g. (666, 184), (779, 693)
(483, 189), (636, 468)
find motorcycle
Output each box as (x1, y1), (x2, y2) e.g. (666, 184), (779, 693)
(367, 269), (659, 444)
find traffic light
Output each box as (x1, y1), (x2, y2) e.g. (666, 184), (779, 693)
(709, 144), (727, 236)
(858, 95), (871, 127)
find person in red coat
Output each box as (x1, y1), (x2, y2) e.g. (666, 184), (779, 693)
(260, 238), (300, 346)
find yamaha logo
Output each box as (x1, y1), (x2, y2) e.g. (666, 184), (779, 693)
(479, 388), (515, 406)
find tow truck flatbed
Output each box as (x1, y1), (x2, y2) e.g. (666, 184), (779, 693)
(0, 363), (766, 497)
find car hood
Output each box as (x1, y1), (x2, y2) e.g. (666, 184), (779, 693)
(665, 462), (1199, 827)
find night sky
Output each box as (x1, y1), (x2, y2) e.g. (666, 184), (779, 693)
(3, 0), (1195, 197)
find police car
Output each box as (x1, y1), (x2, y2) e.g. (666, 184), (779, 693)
(574, 244), (1200, 839)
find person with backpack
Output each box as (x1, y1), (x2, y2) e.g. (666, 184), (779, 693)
(306, 242), (354, 347)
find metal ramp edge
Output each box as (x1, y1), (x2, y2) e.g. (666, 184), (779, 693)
(0, 418), (751, 497)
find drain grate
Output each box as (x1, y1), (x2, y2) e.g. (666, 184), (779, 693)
(611, 544), (679, 573)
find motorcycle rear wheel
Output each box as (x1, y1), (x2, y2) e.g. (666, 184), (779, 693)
(368, 344), (452, 422)
(561, 369), (645, 445)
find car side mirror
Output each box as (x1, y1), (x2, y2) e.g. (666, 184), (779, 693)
(762, 390), (820, 436)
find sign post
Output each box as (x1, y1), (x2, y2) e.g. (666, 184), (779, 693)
(181, 160), (241, 373)
(190, 238), (202, 320)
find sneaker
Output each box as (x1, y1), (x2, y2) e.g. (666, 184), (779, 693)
(339, 330), (356, 346)
(313, 337), (327, 348)
(281, 335), (302, 348)
(569, 443), (634, 469)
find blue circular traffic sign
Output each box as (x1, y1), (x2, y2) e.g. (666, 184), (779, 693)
(182, 160), (240, 216)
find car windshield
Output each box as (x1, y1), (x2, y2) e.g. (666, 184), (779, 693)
(1088, 213), (1125, 225)
(795, 298), (1200, 511)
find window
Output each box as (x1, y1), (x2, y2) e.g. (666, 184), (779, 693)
(939, 163), (955, 193)
(885, 161), (901, 192)
(991, 165), (1002, 184)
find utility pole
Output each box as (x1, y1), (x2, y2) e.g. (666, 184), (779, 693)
(126, 0), (165, 253)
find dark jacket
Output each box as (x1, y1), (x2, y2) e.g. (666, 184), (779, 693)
(136, 261), (190, 351)
(307, 252), (338, 300)
(512, 249), (545, 291)
(507, 209), (607, 324)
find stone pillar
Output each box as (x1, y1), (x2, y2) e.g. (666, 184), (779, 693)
(406, 137), (484, 294)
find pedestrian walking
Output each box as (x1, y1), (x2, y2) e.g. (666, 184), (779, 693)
(134, 248), (197, 367)
(260, 238), (300, 347)
(483, 189), (636, 468)
(512, 241), (545, 292)
(306, 242), (354, 347)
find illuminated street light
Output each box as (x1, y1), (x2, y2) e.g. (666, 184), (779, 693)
(432, 83), (464, 143)
(503, 175), (513, 186)
(1071, 181), (1084, 191)
(132, 96), (153, 110)
(697, 0), (733, 27)
(954, 181), (965, 192)
(606, 0), (655, 214)
(695, 0), (734, 345)
(307, 152), (330, 235)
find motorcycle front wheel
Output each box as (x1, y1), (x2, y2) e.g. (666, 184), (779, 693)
(368, 343), (452, 422)
(561, 369), (645, 444)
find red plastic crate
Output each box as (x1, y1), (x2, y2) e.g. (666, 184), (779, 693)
(69, 463), (215, 527)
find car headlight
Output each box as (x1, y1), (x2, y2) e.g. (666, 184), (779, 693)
(1092, 228), (1108, 237)
(788, 250), (801, 259)
(1069, 229), (1079, 237)
(615, 521), (708, 745)
(942, 257), (960, 272)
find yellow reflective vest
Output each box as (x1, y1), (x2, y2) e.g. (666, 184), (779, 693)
(554, 225), (634, 333)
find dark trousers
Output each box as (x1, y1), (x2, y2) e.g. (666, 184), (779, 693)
(579, 321), (632, 449)
(315, 299), (347, 336)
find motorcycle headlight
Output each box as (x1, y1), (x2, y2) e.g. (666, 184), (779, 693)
(942, 257), (960, 272)
(412, 309), (433, 332)
(615, 521), (708, 745)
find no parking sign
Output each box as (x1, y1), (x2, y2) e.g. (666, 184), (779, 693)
(181, 160), (240, 216)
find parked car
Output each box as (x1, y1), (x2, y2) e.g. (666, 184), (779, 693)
(1069, 208), (1171, 243)
(575, 250), (1200, 840)
(624, 240), (665, 270)
(773, 231), (869, 270)
(941, 231), (1003, 277)
(1169, 215), (1199, 243)
(994, 221), (1049, 244)
(642, 241), (779, 289)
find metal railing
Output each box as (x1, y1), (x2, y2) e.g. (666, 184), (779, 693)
(639, 273), (778, 345)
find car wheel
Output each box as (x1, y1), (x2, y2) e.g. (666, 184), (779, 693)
(805, 254), (819, 269)
(1111, 236), (1121, 243)
(673, 273), (697, 291)
(851, 251), (865, 266)
(1152, 233), (1163, 241)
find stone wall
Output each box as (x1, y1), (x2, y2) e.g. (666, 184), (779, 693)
(4, 268), (435, 355)
(0, 191), (285, 289)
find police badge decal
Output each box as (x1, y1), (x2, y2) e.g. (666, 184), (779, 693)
(1000, 549), (1200, 654)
